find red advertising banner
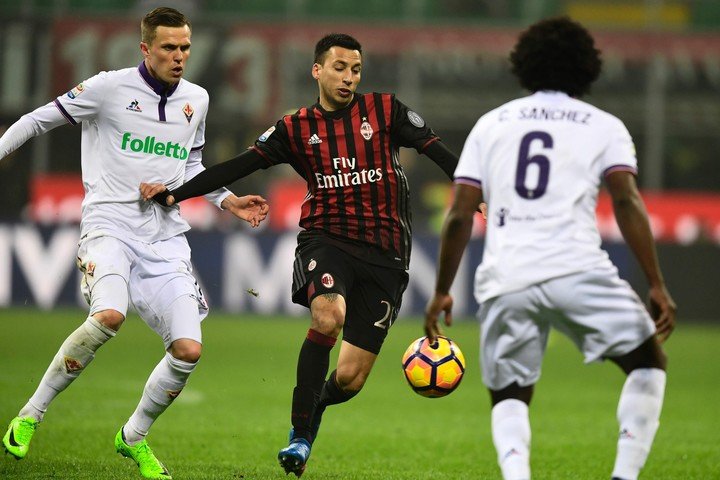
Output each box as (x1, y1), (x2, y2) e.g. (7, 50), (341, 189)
(26, 174), (720, 244)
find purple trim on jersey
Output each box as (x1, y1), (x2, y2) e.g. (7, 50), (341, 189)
(603, 165), (637, 177)
(138, 62), (178, 97)
(53, 99), (77, 125)
(138, 62), (179, 122)
(454, 176), (482, 188)
(158, 95), (167, 122)
(190, 144), (204, 151)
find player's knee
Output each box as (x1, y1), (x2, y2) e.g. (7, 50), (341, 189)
(335, 365), (369, 393)
(310, 301), (345, 337)
(169, 339), (202, 363)
(92, 309), (125, 331)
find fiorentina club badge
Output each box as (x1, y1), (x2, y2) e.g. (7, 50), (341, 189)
(360, 118), (373, 140)
(182, 102), (194, 123)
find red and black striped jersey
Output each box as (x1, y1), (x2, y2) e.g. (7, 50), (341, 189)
(252, 92), (441, 269)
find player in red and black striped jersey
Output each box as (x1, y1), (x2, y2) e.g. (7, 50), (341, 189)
(141, 33), (461, 477)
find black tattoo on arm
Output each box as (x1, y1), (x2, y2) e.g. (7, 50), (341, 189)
(321, 293), (339, 302)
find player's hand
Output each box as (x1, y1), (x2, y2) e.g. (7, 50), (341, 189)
(478, 202), (488, 220)
(647, 284), (676, 343)
(140, 182), (175, 206)
(221, 194), (269, 228)
(424, 292), (454, 344)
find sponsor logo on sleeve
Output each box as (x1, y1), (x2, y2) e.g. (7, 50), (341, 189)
(258, 126), (276, 142)
(407, 110), (425, 128)
(66, 83), (85, 99)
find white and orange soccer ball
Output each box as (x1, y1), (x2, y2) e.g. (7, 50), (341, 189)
(401, 336), (466, 398)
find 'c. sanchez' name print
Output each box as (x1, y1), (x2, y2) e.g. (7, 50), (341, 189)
(315, 156), (383, 189)
(501, 107), (592, 125)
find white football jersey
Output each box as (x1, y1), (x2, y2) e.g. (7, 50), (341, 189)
(51, 63), (223, 242)
(455, 91), (638, 302)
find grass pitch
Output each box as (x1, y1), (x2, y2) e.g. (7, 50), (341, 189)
(0, 308), (718, 479)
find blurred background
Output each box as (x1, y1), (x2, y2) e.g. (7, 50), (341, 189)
(0, 0), (718, 320)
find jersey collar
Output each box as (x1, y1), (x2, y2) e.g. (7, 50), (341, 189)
(138, 62), (179, 97)
(313, 93), (359, 119)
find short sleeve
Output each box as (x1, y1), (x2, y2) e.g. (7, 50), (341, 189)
(600, 117), (638, 177)
(53, 71), (109, 124)
(390, 96), (438, 151)
(454, 118), (484, 189)
(252, 119), (294, 165)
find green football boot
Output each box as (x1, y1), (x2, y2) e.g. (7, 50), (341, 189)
(3, 416), (39, 459)
(114, 428), (172, 480)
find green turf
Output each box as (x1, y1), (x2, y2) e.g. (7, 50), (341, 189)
(0, 308), (718, 479)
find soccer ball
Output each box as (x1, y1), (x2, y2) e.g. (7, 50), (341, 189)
(401, 336), (466, 398)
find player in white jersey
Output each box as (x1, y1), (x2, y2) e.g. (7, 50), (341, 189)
(425, 17), (675, 480)
(0, 8), (268, 480)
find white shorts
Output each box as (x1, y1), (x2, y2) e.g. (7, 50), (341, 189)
(76, 233), (208, 347)
(477, 266), (656, 391)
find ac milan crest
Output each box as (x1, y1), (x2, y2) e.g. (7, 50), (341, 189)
(360, 118), (373, 140)
(321, 273), (334, 288)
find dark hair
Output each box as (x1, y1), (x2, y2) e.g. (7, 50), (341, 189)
(141, 7), (191, 44)
(314, 33), (362, 64)
(509, 16), (602, 97)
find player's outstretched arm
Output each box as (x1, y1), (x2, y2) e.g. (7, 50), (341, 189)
(220, 194), (269, 228)
(141, 148), (269, 206)
(425, 183), (483, 343)
(605, 171), (676, 342)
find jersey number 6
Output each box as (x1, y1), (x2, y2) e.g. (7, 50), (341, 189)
(515, 130), (553, 200)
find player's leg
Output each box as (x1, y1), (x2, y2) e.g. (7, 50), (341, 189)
(480, 288), (549, 480)
(308, 265), (408, 446)
(120, 296), (202, 445)
(279, 291), (346, 477)
(490, 384), (534, 480)
(115, 235), (204, 479)
(608, 337), (667, 480)
(286, 245), (350, 440)
(546, 267), (662, 480)
(289, 293), (345, 443)
(3, 236), (130, 459)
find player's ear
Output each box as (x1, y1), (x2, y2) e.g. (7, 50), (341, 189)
(140, 42), (150, 58)
(312, 63), (321, 80)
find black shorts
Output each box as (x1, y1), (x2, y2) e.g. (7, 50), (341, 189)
(291, 241), (409, 355)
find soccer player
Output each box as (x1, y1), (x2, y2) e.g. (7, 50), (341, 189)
(139, 33), (461, 477)
(424, 17), (675, 480)
(0, 8), (267, 480)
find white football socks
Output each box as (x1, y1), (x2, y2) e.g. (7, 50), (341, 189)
(19, 316), (115, 422)
(492, 399), (531, 480)
(611, 368), (666, 480)
(122, 352), (197, 445)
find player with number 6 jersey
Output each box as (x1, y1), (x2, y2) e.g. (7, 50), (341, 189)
(456, 88), (638, 303)
(425, 16), (675, 480)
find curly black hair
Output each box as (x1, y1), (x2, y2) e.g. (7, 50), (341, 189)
(510, 16), (602, 97)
